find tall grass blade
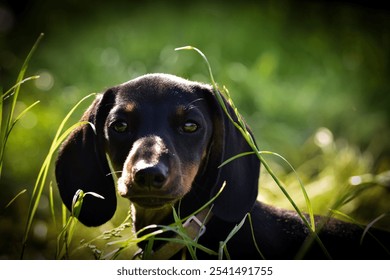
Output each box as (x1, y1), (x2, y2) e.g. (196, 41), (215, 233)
(247, 213), (265, 259)
(175, 46), (330, 257)
(21, 93), (95, 259)
(56, 190), (104, 259)
(5, 101), (40, 140)
(176, 46), (313, 226)
(0, 87), (3, 150)
(2, 76), (40, 100)
(61, 204), (67, 228)
(260, 150), (315, 231)
(175, 46), (216, 86)
(218, 214), (248, 260)
(218, 151), (256, 168)
(0, 100), (40, 179)
(361, 212), (389, 245)
(6, 34), (44, 137)
(2, 189), (27, 211)
(49, 182), (56, 225)
(22, 121), (89, 255)
(0, 34), (43, 179)
(171, 207), (197, 259)
(330, 209), (390, 255)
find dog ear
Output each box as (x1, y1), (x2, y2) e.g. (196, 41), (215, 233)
(55, 89), (117, 226)
(201, 86), (260, 223)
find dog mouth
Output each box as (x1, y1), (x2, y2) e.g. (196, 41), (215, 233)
(129, 196), (177, 209)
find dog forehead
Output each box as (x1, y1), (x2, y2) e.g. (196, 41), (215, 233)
(117, 74), (207, 101)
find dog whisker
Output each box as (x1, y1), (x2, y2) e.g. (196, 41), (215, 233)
(106, 170), (123, 176)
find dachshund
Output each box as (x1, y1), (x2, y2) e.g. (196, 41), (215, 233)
(55, 73), (390, 259)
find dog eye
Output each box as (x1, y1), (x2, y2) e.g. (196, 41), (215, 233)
(182, 121), (199, 133)
(111, 121), (128, 133)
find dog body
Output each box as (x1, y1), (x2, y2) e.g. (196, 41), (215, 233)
(56, 73), (390, 259)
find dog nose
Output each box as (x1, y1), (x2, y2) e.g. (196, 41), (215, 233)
(133, 165), (168, 189)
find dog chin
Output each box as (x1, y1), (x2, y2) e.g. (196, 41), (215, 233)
(130, 197), (177, 209)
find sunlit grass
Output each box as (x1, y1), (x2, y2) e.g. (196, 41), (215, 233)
(0, 34), (43, 258)
(0, 33), (43, 179)
(0, 34), (99, 259)
(21, 90), (95, 258)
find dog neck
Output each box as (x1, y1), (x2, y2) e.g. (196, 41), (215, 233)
(133, 204), (173, 231)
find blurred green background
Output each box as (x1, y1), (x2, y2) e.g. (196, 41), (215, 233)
(1, 0), (390, 259)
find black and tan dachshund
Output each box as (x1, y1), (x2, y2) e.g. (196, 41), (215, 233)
(55, 73), (390, 259)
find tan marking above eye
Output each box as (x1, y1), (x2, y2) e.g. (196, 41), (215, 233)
(125, 102), (136, 112)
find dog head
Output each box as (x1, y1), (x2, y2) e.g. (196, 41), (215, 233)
(55, 74), (260, 226)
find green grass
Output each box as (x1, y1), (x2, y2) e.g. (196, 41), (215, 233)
(0, 28), (390, 259)
(0, 33), (43, 180)
(21, 93), (94, 258)
(0, 35), (105, 259)
(1, 34), (43, 257)
(1, 35), (42, 213)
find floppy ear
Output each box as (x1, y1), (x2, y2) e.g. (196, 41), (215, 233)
(202, 87), (260, 223)
(55, 89), (117, 227)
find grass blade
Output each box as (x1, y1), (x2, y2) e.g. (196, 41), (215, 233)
(176, 46), (314, 228)
(3, 189), (27, 210)
(2, 76), (40, 100)
(0, 34), (44, 179)
(175, 46), (330, 258)
(4, 101), (40, 141)
(56, 190), (105, 259)
(361, 212), (389, 245)
(6, 34), (44, 135)
(175, 46), (216, 86)
(260, 150), (315, 231)
(330, 209), (390, 255)
(247, 213), (265, 259)
(21, 93), (95, 259)
(49, 182), (56, 226)
(218, 151), (256, 168)
(218, 214), (248, 259)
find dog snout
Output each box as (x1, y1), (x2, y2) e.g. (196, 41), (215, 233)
(118, 135), (172, 195)
(133, 164), (168, 189)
